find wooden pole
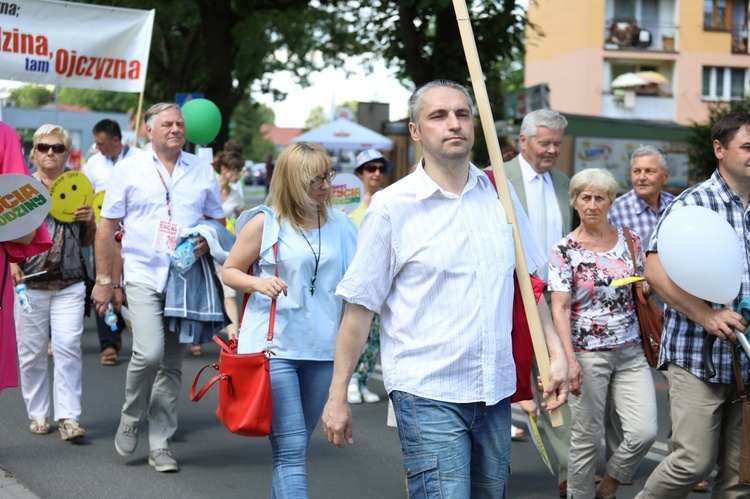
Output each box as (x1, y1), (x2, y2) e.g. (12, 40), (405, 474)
(452, 0), (562, 426)
(133, 90), (145, 144)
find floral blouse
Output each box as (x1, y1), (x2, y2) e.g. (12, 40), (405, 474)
(548, 226), (642, 351)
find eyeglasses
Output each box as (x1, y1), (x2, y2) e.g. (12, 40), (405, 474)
(309, 169), (336, 189)
(35, 143), (67, 154)
(363, 164), (386, 174)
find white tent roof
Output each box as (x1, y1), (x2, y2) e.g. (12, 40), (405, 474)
(292, 118), (393, 151)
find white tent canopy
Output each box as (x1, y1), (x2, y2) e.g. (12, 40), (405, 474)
(292, 118), (393, 151)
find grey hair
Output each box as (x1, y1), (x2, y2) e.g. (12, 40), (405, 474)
(33, 124), (72, 150)
(630, 144), (668, 170)
(145, 103), (183, 129)
(519, 109), (568, 138)
(408, 80), (474, 125)
(569, 168), (618, 205)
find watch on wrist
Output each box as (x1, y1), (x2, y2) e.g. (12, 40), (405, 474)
(95, 277), (112, 286)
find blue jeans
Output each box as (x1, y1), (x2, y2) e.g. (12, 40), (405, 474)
(390, 390), (511, 499)
(268, 359), (332, 499)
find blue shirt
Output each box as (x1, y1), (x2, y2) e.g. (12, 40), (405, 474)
(236, 206), (358, 360)
(608, 188), (675, 246)
(648, 170), (750, 384)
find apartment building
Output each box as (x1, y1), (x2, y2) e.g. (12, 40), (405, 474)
(525, 0), (750, 125)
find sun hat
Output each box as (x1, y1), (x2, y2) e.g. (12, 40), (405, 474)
(355, 149), (393, 175)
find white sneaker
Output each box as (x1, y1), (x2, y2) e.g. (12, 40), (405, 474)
(347, 377), (362, 404)
(360, 387), (381, 403)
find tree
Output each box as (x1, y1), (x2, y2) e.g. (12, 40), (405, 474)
(305, 106), (330, 129)
(58, 88), (139, 114)
(687, 98), (750, 182)
(230, 99), (277, 162)
(8, 84), (54, 108)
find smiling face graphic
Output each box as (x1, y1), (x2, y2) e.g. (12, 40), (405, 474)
(49, 171), (94, 222)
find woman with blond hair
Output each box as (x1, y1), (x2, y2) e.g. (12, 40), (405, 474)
(11, 124), (95, 440)
(223, 142), (357, 498)
(548, 168), (657, 499)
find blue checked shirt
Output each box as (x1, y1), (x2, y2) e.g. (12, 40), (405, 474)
(648, 170), (750, 384)
(609, 189), (675, 246)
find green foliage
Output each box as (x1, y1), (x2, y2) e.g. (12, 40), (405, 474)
(230, 98), (277, 162)
(58, 88), (139, 114)
(8, 84), (54, 108)
(687, 98), (750, 182)
(305, 106), (330, 129)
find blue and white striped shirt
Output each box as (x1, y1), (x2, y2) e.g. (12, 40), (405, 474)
(337, 161), (546, 404)
(648, 170), (750, 383)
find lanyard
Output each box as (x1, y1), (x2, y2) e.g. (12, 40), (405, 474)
(153, 162), (172, 220)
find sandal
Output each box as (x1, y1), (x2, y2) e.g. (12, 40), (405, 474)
(29, 417), (50, 435)
(190, 345), (203, 357)
(58, 419), (85, 441)
(101, 348), (119, 366)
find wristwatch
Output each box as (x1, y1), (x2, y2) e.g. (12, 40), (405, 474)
(95, 277), (112, 286)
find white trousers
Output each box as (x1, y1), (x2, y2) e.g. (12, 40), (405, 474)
(14, 282), (85, 422)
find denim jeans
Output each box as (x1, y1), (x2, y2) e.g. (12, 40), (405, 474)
(390, 390), (511, 499)
(268, 359), (332, 499)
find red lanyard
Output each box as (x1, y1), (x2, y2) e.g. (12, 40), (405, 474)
(154, 162), (172, 220)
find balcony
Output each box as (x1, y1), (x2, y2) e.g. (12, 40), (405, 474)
(601, 93), (675, 121)
(731, 24), (749, 54)
(604, 18), (678, 52)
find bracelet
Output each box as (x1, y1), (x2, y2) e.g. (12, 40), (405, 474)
(113, 285), (122, 289)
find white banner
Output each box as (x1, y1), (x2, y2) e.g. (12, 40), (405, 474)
(0, 0), (154, 93)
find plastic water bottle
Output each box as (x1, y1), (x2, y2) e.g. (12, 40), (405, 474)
(171, 237), (196, 274)
(104, 303), (118, 331)
(15, 283), (33, 313)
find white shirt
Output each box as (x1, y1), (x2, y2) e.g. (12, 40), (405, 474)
(336, 160), (546, 405)
(83, 145), (143, 192)
(518, 155), (563, 256)
(101, 150), (224, 292)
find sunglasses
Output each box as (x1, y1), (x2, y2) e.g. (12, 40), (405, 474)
(36, 143), (67, 154)
(363, 164), (387, 174)
(310, 169), (336, 189)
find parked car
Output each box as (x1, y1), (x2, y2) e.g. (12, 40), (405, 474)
(242, 162), (267, 186)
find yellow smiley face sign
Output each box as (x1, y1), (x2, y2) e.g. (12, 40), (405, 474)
(92, 190), (106, 224)
(49, 171), (94, 222)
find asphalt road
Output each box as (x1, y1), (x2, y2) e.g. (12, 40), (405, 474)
(0, 314), (714, 499)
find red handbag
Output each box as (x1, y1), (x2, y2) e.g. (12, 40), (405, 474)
(190, 244), (277, 437)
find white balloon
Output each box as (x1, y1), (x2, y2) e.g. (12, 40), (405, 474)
(658, 205), (743, 304)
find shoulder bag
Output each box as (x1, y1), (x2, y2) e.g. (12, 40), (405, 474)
(623, 227), (663, 368)
(190, 243), (277, 437)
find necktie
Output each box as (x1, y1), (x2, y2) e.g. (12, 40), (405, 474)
(537, 173), (548, 280)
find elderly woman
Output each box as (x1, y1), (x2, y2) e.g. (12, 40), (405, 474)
(223, 142), (357, 498)
(11, 125), (95, 440)
(346, 149), (392, 404)
(548, 168), (656, 499)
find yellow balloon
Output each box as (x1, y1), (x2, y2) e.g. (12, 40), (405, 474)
(92, 190), (106, 224)
(48, 171), (94, 222)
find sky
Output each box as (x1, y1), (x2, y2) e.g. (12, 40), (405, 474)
(251, 57), (414, 129)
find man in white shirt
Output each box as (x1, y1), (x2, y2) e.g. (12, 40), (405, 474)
(83, 119), (142, 367)
(91, 103), (224, 473)
(322, 80), (569, 498)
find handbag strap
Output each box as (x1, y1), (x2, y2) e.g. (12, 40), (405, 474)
(622, 227), (640, 277)
(237, 243), (278, 344)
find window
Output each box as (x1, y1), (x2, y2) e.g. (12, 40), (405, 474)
(702, 66), (748, 100)
(704, 0), (731, 29)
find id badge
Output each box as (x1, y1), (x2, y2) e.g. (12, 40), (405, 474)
(153, 220), (179, 253)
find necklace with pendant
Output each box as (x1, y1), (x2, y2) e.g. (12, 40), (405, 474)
(298, 211), (321, 296)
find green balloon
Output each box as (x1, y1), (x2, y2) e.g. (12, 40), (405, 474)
(181, 98), (222, 145)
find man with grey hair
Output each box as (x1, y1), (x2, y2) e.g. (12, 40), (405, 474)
(506, 108), (574, 497)
(609, 144), (674, 245)
(91, 103), (224, 472)
(322, 80), (569, 498)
